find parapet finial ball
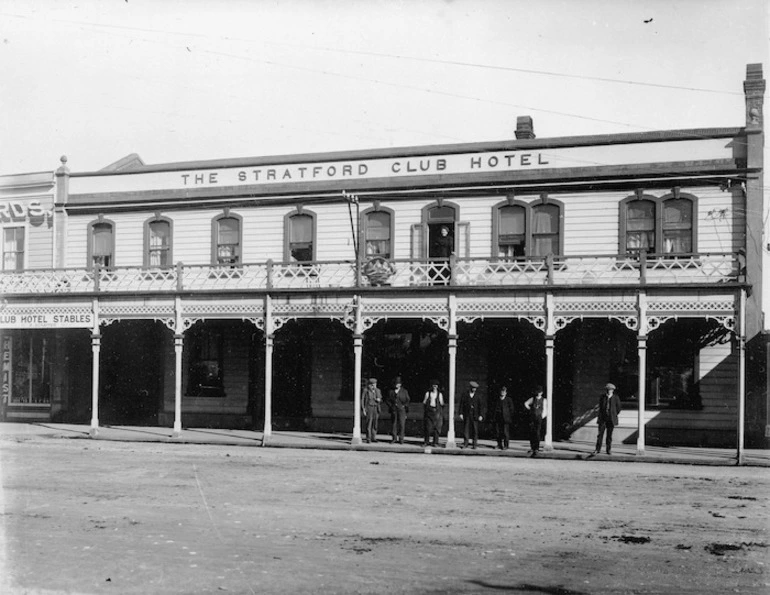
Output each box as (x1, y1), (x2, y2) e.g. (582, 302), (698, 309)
(60, 155), (68, 164)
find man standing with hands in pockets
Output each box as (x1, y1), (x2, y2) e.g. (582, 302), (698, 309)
(362, 377), (383, 443)
(387, 376), (410, 444)
(459, 381), (484, 449)
(594, 382), (621, 455)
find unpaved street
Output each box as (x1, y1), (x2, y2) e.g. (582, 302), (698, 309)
(0, 435), (768, 594)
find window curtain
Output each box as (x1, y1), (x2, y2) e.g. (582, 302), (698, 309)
(290, 215), (313, 261)
(532, 205), (559, 256)
(663, 200), (693, 253)
(498, 206), (525, 258)
(3, 227), (23, 271)
(149, 221), (170, 266)
(365, 212), (391, 258)
(217, 218), (239, 264)
(92, 224), (113, 266)
(626, 202), (655, 252)
(92, 225), (112, 255)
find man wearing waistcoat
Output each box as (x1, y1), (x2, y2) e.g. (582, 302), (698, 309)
(524, 386), (547, 456)
(459, 381), (484, 449)
(594, 382), (622, 455)
(422, 380), (444, 447)
(362, 377), (383, 443)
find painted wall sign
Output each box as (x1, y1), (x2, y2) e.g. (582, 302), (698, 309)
(0, 200), (51, 222)
(0, 311), (93, 329)
(1, 335), (11, 408)
(69, 138), (734, 196)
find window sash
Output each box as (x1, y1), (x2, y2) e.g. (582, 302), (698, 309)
(91, 224), (113, 267)
(3, 227), (24, 271)
(148, 221), (170, 266)
(217, 218), (240, 265)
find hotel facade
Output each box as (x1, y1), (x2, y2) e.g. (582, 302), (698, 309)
(1, 64), (767, 456)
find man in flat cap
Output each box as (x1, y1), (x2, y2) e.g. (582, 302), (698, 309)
(387, 376), (410, 444)
(594, 382), (621, 455)
(362, 377), (383, 443)
(459, 380), (484, 449)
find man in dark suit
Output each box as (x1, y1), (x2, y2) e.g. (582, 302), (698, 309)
(362, 377), (383, 443)
(387, 376), (410, 444)
(491, 385), (515, 450)
(595, 382), (622, 455)
(459, 380), (484, 449)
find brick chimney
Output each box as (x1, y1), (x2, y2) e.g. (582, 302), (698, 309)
(515, 116), (535, 140)
(744, 63), (765, 130)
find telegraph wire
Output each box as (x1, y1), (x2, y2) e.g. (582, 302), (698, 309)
(0, 9), (765, 185)
(0, 11), (744, 97)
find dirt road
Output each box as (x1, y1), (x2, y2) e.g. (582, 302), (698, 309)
(1, 435), (767, 594)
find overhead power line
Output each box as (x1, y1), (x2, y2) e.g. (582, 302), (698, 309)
(0, 11), (744, 96)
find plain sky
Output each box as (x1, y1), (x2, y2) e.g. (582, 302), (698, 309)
(0, 0), (767, 175)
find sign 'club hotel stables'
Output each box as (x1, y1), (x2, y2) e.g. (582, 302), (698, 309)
(0, 64), (766, 459)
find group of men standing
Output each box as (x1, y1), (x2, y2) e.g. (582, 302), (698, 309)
(361, 377), (551, 453)
(362, 378), (623, 453)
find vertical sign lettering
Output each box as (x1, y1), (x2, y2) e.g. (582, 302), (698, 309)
(1, 335), (11, 411)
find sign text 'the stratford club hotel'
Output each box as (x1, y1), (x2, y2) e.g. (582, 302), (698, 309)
(179, 150), (551, 186)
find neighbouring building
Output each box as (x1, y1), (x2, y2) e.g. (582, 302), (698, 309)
(1, 64), (766, 457)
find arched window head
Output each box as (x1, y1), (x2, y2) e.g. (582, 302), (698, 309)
(621, 193), (697, 256)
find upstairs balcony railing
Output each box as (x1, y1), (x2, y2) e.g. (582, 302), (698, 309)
(0, 252), (742, 296)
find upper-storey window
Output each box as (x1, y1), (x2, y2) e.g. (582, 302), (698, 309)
(497, 205), (525, 258)
(493, 197), (563, 259)
(286, 211), (315, 262)
(145, 218), (172, 267)
(2, 227), (25, 271)
(625, 200), (656, 253)
(663, 198), (693, 253)
(531, 204), (560, 257)
(363, 209), (392, 258)
(89, 220), (115, 269)
(213, 214), (241, 266)
(621, 192), (697, 255)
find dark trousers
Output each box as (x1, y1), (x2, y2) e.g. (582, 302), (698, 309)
(424, 407), (440, 446)
(463, 417), (479, 447)
(530, 417), (544, 452)
(494, 420), (510, 449)
(365, 408), (379, 442)
(596, 420), (615, 453)
(391, 409), (407, 443)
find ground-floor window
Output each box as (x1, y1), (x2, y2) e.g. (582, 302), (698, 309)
(186, 325), (225, 397)
(2, 333), (52, 405)
(612, 320), (724, 411)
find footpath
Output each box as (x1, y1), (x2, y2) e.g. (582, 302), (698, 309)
(1, 422), (769, 467)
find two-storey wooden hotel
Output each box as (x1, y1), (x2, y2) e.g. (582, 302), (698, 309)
(1, 64), (766, 455)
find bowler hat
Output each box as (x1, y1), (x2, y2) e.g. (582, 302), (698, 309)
(368, 378), (377, 384)
(393, 376), (402, 384)
(430, 379), (440, 386)
(605, 383), (616, 390)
